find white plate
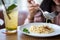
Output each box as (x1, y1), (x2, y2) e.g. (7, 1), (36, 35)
(19, 23), (60, 37)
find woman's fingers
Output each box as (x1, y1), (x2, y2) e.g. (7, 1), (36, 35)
(29, 4), (39, 11)
(28, 0), (34, 4)
(28, 0), (39, 12)
(28, 3), (39, 7)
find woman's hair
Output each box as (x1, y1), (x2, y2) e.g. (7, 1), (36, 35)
(40, 0), (56, 12)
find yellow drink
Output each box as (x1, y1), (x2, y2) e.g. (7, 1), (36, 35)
(4, 8), (18, 33)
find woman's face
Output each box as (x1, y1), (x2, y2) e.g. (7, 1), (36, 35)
(53, 0), (60, 5)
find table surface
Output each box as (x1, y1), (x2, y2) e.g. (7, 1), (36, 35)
(0, 26), (60, 40)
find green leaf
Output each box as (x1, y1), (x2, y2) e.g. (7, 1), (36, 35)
(6, 4), (17, 11)
(6, 4), (17, 19)
(23, 28), (30, 33)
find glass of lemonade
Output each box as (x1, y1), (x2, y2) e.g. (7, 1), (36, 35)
(3, 7), (18, 33)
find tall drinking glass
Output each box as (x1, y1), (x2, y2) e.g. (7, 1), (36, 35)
(3, 7), (18, 34)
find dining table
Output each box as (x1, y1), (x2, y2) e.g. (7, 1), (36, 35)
(0, 26), (60, 40)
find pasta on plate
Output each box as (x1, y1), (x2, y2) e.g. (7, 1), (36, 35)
(29, 25), (54, 34)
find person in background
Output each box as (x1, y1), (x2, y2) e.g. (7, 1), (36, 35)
(40, 0), (60, 24)
(26, 0), (60, 25)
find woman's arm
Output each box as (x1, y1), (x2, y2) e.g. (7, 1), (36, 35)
(34, 10), (45, 22)
(27, 0), (39, 22)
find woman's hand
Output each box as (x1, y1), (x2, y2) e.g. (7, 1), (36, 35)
(28, 0), (39, 14)
(27, 0), (45, 23)
(27, 0), (40, 22)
